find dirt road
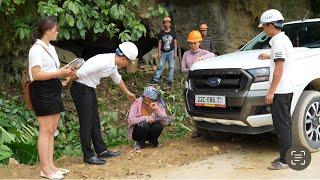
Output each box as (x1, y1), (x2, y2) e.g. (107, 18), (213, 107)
(1, 133), (319, 179)
(141, 143), (320, 179)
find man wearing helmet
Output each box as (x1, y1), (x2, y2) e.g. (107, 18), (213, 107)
(64, 42), (138, 165)
(150, 16), (177, 88)
(258, 9), (294, 170)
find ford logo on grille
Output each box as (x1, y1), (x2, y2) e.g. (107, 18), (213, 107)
(207, 77), (221, 87)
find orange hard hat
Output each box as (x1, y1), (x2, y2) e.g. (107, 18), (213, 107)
(200, 24), (208, 30)
(163, 16), (172, 22)
(187, 30), (203, 42)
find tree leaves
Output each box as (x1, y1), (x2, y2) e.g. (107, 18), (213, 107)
(76, 18), (84, 29)
(60, 28), (70, 40)
(68, 1), (79, 15)
(0, 144), (13, 161)
(11, 0), (168, 42)
(65, 13), (75, 27)
(0, 126), (16, 144)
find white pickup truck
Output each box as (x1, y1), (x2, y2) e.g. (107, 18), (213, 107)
(184, 18), (320, 152)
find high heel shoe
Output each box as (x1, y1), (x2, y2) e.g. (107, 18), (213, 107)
(58, 168), (70, 175)
(40, 170), (64, 179)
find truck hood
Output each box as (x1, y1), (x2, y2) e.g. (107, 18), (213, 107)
(190, 48), (310, 71)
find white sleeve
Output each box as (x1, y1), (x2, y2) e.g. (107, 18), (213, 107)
(76, 59), (105, 79)
(110, 67), (122, 85)
(28, 46), (42, 68)
(272, 42), (287, 61)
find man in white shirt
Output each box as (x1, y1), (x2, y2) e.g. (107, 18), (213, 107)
(258, 9), (294, 170)
(67, 42), (138, 165)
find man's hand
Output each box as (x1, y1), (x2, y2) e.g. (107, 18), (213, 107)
(265, 92), (274, 105)
(146, 116), (155, 124)
(258, 53), (270, 60)
(127, 92), (136, 103)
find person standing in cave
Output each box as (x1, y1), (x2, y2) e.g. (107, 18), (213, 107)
(150, 16), (177, 89)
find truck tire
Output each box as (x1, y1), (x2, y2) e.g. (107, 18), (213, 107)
(292, 90), (320, 152)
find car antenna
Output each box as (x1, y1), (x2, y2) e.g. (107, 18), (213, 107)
(303, 9), (310, 21)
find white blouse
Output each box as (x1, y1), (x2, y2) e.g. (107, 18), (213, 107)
(28, 39), (60, 81)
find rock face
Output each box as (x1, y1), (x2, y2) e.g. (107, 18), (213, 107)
(145, 0), (311, 54)
(55, 46), (78, 64)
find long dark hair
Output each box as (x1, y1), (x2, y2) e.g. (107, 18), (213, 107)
(31, 17), (58, 44)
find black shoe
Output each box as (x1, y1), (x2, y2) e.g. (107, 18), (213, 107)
(98, 150), (121, 158)
(150, 140), (159, 148)
(83, 156), (106, 165)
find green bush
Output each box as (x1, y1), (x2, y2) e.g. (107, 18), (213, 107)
(0, 93), (38, 164)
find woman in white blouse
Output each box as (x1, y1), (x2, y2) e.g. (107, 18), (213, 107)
(29, 17), (75, 179)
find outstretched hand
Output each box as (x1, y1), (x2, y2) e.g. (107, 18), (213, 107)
(127, 92), (136, 103)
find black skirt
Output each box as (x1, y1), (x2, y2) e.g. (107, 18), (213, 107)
(30, 78), (65, 116)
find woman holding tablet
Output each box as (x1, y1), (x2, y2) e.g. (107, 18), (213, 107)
(29, 17), (75, 179)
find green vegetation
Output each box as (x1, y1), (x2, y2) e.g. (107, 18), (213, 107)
(0, 72), (191, 165)
(0, 0), (167, 85)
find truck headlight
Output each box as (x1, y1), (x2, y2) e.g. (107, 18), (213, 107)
(185, 81), (189, 89)
(247, 67), (270, 83)
(185, 80), (193, 90)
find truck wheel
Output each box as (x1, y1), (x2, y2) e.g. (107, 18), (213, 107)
(292, 90), (320, 152)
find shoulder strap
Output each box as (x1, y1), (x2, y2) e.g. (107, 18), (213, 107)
(34, 43), (58, 69)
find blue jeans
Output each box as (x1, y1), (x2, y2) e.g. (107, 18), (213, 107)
(153, 50), (175, 82)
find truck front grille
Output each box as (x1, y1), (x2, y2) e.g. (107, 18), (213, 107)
(188, 69), (250, 90)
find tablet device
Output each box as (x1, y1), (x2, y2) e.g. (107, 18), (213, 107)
(68, 58), (85, 70)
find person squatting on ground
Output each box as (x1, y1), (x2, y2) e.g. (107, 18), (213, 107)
(127, 86), (171, 150)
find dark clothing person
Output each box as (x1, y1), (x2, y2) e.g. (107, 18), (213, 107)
(132, 122), (164, 147)
(158, 30), (177, 52)
(270, 93), (293, 164)
(200, 36), (215, 53)
(70, 81), (107, 158)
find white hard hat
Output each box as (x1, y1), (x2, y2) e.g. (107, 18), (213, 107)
(118, 42), (138, 61)
(258, 9), (284, 27)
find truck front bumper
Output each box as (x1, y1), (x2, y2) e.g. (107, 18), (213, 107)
(184, 88), (274, 133)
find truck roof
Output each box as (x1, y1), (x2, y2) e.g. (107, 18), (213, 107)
(284, 18), (320, 25)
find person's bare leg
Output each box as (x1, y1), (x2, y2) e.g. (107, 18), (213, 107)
(37, 115), (55, 176)
(47, 113), (60, 172)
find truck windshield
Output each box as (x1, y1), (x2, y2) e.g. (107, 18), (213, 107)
(241, 21), (320, 51)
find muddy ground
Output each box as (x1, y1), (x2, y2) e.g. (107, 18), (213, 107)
(0, 133), (284, 179)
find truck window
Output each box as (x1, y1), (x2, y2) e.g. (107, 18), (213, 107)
(241, 21), (320, 51)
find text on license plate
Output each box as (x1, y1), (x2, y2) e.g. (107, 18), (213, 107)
(195, 95), (226, 108)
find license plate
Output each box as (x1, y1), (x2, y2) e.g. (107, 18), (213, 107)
(195, 95), (226, 108)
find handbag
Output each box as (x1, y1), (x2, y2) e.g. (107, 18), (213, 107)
(23, 43), (58, 110)
(22, 76), (33, 110)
